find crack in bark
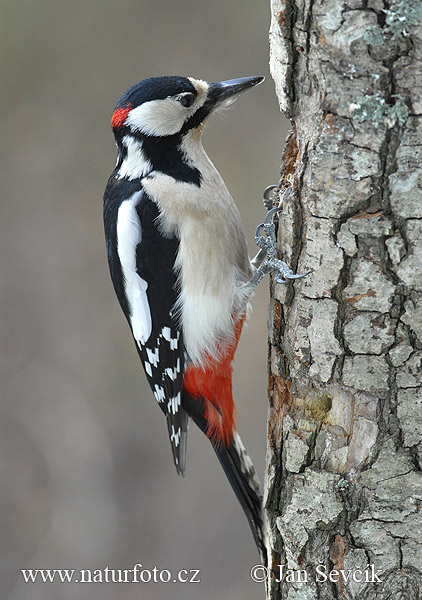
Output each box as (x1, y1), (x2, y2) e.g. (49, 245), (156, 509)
(304, 0), (315, 57)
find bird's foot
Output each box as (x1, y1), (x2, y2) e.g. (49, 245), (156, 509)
(262, 184), (278, 210)
(249, 189), (311, 290)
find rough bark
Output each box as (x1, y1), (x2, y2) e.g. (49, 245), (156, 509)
(265, 1), (422, 599)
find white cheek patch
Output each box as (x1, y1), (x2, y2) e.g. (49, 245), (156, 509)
(116, 193), (152, 344)
(126, 99), (188, 137)
(125, 79), (209, 137)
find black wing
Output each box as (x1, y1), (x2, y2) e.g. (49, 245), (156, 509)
(104, 179), (188, 474)
(134, 192), (188, 475)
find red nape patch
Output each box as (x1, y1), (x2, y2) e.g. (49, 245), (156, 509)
(111, 104), (132, 129)
(183, 318), (245, 447)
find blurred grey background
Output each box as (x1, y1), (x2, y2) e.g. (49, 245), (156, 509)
(1, 1), (289, 598)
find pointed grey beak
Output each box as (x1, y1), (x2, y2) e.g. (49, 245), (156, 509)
(180, 76), (265, 133)
(207, 76), (264, 104)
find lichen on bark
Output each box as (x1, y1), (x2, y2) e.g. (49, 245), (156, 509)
(266, 1), (422, 598)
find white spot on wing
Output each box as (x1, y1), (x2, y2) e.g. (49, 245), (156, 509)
(146, 347), (159, 367)
(145, 361), (152, 377)
(116, 193), (152, 345)
(170, 332), (179, 350)
(165, 366), (178, 381)
(154, 385), (165, 403)
(161, 328), (179, 349)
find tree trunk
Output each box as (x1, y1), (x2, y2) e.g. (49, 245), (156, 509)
(265, 1), (422, 599)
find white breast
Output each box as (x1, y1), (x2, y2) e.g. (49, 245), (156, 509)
(142, 131), (252, 365)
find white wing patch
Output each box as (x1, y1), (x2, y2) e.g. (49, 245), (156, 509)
(116, 192), (152, 345)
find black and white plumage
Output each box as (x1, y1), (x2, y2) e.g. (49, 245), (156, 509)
(103, 75), (268, 559)
(104, 179), (188, 471)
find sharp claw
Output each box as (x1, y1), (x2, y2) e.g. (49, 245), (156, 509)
(254, 223), (265, 241)
(263, 185), (278, 210)
(255, 206), (282, 244)
(255, 209), (281, 245)
(264, 206), (282, 225)
(271, 260), (312, 284)
(283, 270), (312, 280)
(275, 271), (312, 284)
(263, 185), (278, 200)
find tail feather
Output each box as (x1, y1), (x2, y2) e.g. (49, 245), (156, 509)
(166, 408), (189, 477)
(182, 391), (266, 563)
(212, 433), (267, 563)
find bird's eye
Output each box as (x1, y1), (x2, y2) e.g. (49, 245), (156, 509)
(177, 93), (195, 108)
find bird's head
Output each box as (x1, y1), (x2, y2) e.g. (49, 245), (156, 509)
(111, 75), (264, 140)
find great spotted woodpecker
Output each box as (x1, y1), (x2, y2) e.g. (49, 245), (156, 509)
(103, 75), (307, 560)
